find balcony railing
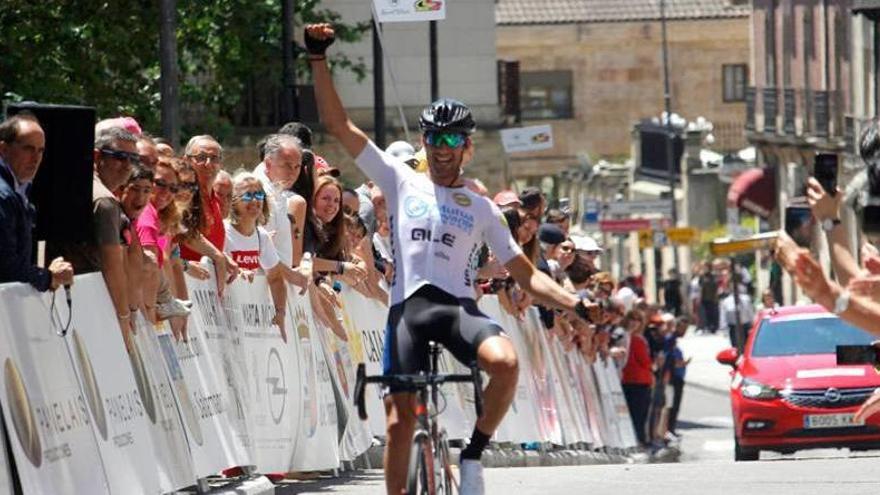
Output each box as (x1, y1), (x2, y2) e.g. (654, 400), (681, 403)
(763, 87), (778, 133)
(745, 86), (756, 132)
(783, 88), (796, 135)
(814, 90), (830, 137)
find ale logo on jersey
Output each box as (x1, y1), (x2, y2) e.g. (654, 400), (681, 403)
(452, 192), (471, 207)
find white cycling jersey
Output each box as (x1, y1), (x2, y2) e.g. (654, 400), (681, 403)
(355, 141), (522, 305)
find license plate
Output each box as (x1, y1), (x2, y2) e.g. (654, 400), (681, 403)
(803, 413), (864, 429)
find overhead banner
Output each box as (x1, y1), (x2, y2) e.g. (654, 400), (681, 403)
(373, 0), (446, 23)
(178, 271), (252, 476)
(66, 275), (160, 494)
(223, 277), (300, 472)
(287, 293), (339, 471)
(0, 283), (109, 495)
(500, 124), (554, 154)
(131, 317), (196, 493)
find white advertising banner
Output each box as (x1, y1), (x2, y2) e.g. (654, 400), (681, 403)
(553, 344), (594, 445)
(288, 293), (339, 471)
(592, 361), (623, 449)
(477, 298), (542, 443)
(338, 289), (388, 436)
(500, 124), (554, 154)
(0, 283), (109, 495)
(223, 276), (300, 472)
(177, 272), (251, 476)
(373, 0), (446, 23)
(312, 308), (373, 462)
(519, 310), (562, 444)
(544, 338), (579, 446)
(602, 360), (639, 449)
(572, 355), (606, 449)
(131, 317), (196, 492)
(66, 275), (160, 494)
(0, 407), (13, 495)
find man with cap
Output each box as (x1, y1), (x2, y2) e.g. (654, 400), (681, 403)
(572, 234), (604, 269)
(306, 23), (601, 495)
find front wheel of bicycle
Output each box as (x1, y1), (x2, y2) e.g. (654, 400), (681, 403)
(437, 429), (454, 495)
(407, 431), (435, 495)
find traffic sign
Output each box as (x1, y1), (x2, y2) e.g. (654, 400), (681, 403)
(606, 200), (673, 216)
(638, 229), (653, 249)
(653, 230), (668, 248)
(666, 227), (700, 245)
(599, 219), (652, 234)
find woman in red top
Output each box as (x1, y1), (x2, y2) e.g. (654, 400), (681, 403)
(621, 310), (653, 446)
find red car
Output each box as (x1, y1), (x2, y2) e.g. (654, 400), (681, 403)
(717, 304), (880, 461)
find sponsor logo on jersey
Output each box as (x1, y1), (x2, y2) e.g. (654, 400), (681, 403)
(452, 192), (471, 207)
(411, 228), (456, 247)
(439, 205), (474, 234)
(403, 195), (430, 218)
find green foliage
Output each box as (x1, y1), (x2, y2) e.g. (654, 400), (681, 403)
(0, 1), (368, 142)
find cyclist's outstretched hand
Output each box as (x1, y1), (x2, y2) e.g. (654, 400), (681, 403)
(304, 23), (336, 55)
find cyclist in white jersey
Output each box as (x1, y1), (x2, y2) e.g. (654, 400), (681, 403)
(306, 24), (599, 495)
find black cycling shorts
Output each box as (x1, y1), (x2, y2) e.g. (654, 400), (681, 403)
(382, 284), (504, 390)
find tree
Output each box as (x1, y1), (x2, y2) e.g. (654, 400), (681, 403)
(0, 1), (368, 142)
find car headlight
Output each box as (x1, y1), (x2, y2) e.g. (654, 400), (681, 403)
(740, 378), (779, 400)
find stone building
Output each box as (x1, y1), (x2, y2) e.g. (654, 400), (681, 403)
(495, 0), (751, 184)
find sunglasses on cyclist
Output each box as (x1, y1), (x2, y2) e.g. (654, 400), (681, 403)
(153, 179), (179, 193)
(100, 147), (140, 165)
(239, 191), (266, 202)
(424, 131), (467, 149)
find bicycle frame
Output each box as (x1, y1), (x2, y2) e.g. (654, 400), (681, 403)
(354, 341), (484, 495)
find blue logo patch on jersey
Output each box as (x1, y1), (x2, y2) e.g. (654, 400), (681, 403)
(403, 195), (430, 218)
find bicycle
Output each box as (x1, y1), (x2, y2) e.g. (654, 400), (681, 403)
(354, 341), (484, 495)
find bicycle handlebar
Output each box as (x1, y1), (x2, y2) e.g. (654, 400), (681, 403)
(354, 363), (484, 421)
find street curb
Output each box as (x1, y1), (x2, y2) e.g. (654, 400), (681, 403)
(685, 380), (730, 397)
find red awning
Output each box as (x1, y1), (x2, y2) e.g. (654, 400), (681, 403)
(727, 167), (776, 218)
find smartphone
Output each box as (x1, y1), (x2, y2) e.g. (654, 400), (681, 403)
(863, 202), (880, 236)
(836, 345), (880, 365)
(814, 153), (838, 196)
(784, 202), (813, 248)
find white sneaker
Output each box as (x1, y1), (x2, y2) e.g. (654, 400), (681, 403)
(459, 459), (485, 495)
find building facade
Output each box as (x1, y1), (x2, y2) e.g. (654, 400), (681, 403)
(495, 0), (751, 183)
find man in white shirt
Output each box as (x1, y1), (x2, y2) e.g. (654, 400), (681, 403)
(253, 133), (303, 266)
(720, 285), (755, 348)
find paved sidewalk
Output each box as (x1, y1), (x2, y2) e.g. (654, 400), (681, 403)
(676, 329), (734, 395)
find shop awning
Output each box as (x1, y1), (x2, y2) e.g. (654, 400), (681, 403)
(727, 167), (776, 218)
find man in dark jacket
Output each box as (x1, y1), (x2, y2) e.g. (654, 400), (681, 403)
(0, 113), (73, 291)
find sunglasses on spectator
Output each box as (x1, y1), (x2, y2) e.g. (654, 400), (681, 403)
(153, 179), (179, 193)
(100, 147), (140, 165)
(187, 153), (223, 164)
(178, 181), (198, 192)
(424, 131), (467, 149)
(239, 191), (266, 202)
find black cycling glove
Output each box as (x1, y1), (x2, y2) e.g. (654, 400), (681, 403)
(304, 27), (335, 56)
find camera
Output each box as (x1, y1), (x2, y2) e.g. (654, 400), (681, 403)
(784, 198), (813, 248)
(814, 153), (838, 197)
(862, 161), (880, 235)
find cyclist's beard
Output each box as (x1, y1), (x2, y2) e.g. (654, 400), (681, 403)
(427, 156), (463, 187)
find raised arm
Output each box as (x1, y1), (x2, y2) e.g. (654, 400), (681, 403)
(305, 23), (369, 159)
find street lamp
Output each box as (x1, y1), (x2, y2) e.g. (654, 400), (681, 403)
(660, 0), (682, 282)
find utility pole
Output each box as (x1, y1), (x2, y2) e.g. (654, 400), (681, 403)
(660, 0), (682, 282)
(429, 20), (439, 101)
(159, 0), (180, 146)
(373, 17), (387, 148)
(281, 0), (297, 121)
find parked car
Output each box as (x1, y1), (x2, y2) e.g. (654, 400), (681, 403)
(717, 304), (880, 461)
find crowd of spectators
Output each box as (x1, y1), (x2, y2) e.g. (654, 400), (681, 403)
(0, 110), (702, 453)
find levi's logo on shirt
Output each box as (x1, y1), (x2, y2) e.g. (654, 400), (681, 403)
(232, 250), (260, 270)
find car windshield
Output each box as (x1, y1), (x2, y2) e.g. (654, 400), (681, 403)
(751, 316), (876, 357)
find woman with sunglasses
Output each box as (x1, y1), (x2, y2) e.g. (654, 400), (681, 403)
(223, 172), (289, 341)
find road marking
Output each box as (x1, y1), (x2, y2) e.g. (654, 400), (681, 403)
(702, 439), (734, 452)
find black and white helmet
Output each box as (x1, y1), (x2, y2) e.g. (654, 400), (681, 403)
(419, 98), (476, 135)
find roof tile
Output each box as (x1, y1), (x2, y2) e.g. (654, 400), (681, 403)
(496, 0), (750, 25)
